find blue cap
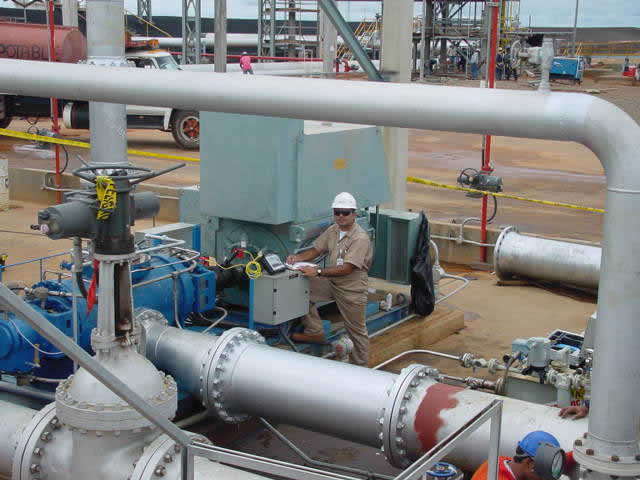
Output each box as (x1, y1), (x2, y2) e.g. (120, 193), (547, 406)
(517, 431), (560, 458)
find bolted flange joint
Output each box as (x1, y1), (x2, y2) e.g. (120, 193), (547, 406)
(381, 364), (438, 468)
(201, 328), (266, 423)
(574, 440), (640, 477)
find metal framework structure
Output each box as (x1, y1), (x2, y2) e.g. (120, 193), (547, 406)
(137, 0), (151, 22)
(182, 0), (202, 64)
(258, 0), (320, 58)
(418, 0), (520, 76)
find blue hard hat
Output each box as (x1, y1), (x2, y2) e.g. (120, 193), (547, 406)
(517, 431), (560, 458)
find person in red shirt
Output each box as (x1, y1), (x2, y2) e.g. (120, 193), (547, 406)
(471, 431), (563, 480)
(239, 52), (253, 75)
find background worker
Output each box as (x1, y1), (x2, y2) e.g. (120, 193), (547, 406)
(286, 192), (373, 366)
(471, 431), (566, 480)
(470, 49), (480, 79)
(239, 51), (254, 75)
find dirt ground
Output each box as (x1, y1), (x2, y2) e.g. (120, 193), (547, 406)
(0, 72), (630, 376)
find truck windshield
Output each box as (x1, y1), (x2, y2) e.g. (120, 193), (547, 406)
(156, 55), (181, 70)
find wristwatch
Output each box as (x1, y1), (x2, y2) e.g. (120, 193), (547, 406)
(317, 268), (322, 276)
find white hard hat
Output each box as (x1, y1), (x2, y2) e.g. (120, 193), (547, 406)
(243, 51), (248, 55)
(331, 192), (357, 209)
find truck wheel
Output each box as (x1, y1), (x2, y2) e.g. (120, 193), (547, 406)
(171, 110), (200, 150)
(0, 116), (12, 129)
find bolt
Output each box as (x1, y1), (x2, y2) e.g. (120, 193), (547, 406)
(586, 449), (594, 456)
(30, 464), (41, 474)
(583, 432), (588, 439)
(174, 445), (181, 453)
(395, 437), (404, 446)
(403, 393), (412, 400)
(612, 456), (620, 462)
(163, 453), (174, 463)
(399, 407), (407, 414)
(41, 431), (52, 442)
(418, 371), (426, 377)
(396, 423), (405, 430)
(575, 440), (583, 447)
(33, 447), (44, 457)
(154, 465), (166, 477)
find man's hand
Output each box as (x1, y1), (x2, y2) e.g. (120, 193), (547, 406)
(559, 405), (589, 420)
(299, 265), (319, 278)
(286, 254), (298, 265)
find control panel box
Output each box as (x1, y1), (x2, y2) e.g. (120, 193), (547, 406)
(251, 270), (309, 325)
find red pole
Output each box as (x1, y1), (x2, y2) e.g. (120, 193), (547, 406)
(480, 1), (499, 263)
(47, 0), (62, 204)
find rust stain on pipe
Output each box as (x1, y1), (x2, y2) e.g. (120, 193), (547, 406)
(414, 382), (463, 452)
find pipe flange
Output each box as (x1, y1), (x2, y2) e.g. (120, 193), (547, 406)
(12, 403), (60, 480)
(493, 226), (518, 280)
(130, 432), (211, 480)
(55, 371), (177, 431)
(573, 442), (640, 476)
(135, 308), (168, 356)
(91, 326), (142, 353)
(382, 364), (438, 468)
(203, 328), (265, 423)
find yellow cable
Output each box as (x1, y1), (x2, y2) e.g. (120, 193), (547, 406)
(406, 176), (605, 214)
(207, 250), (263, 279)
(0, 128), (200, 163)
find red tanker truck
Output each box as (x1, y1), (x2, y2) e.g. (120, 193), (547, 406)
(0, 22), (200, 149)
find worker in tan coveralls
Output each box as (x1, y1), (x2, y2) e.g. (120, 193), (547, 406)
(287, 192), (373, 366)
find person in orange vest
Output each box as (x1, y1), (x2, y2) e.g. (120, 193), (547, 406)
(471, 431), (566, 480)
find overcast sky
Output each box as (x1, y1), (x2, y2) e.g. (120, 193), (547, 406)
(123, 1), (639, 28)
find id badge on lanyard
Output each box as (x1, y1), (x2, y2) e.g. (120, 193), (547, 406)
(337, 248), (344, 266)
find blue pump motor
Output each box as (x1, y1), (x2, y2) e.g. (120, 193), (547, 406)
(0, 254), (215, 379)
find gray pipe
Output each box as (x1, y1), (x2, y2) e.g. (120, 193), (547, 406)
(0, 400), (35, 477)
(494, 227), (601, 289)
(86, 0), (127, 165)
(0, 58), (639, 473)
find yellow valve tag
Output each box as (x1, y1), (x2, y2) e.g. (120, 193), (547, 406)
(95, 176), (117, 220)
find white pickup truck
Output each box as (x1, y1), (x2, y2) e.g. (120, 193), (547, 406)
(63, 50), (200, 149)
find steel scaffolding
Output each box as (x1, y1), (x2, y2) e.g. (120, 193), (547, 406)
(258, 0), (320, 58)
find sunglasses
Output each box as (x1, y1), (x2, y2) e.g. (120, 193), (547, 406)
(333, 209), (354, 217)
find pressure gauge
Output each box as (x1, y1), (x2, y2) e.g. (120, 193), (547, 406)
(533, 443), (566, 480)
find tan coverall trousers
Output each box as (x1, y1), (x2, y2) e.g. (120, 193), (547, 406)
(302, 276), (369, 366)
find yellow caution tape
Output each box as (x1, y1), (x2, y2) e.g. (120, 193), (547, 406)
(406, 176), (605, 214)
(0, 128), (200, 163)
(95, 176), (117, 220)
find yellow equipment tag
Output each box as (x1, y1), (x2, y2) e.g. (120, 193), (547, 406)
(95, 176), (117, 220)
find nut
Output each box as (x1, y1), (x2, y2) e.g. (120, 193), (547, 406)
(30, 464), (41, 474)
(40, 431), (52, 442)
(33, 447), (44, 457)
(163, 453), (174, 463)
(586, 449), (594, 456)
(575, 440), (583, 447)
(611, 455), (620, 462)
(154, 465), (166, 477)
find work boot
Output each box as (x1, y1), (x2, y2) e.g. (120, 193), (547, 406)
(291, 332), (327, 344)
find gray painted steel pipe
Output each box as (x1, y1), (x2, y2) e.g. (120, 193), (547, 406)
(140, 322), (586, 471)
(0, 400), (35, 477)
(86, 0), (127, 165)
(494, 226), (601, 289)
(1, 58), (639, 474)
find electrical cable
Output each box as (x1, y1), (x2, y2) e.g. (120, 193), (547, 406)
(59, 144), (69, 174)
(488, 195), (498, 223)
(210, 249), (264, 280)
(200, 307), (228, 335)
(6, 317), (62, 355)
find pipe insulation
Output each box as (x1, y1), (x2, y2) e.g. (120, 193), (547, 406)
(0, 400), (35, 478)
(1, 58), (639, 475)
(494, 226), (601, 289)
(140, 321), (586, 470)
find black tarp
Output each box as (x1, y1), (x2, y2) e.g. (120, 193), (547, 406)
(409, 212), (435, 316)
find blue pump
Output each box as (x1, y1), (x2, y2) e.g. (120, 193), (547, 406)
(0, 254), (215, 379)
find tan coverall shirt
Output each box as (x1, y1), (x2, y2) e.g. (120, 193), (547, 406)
(302, 223), (373, 366)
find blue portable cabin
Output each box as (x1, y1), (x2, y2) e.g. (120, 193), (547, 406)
(550, 57), (584, 84)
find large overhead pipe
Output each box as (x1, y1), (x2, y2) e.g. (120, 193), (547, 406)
(140, 320), (586, 470)
(0, 58), (638, 479)
(494, 226), (601, 290)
